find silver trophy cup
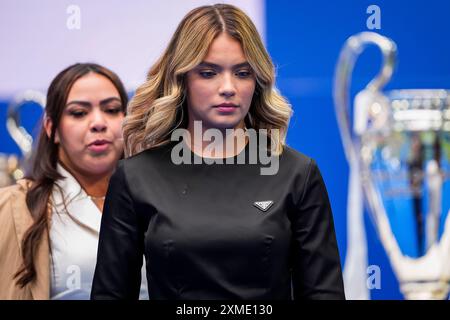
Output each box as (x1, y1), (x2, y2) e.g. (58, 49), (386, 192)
(334, 32), (450, 299)
(0, 90), (45, 187)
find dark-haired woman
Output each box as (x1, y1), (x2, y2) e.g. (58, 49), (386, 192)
(0, 63), (147, 299)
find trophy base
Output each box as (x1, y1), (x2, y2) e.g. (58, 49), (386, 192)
(401, 281), (449, 300)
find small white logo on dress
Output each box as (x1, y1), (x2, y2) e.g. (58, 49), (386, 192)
(253, 200), (273, 212)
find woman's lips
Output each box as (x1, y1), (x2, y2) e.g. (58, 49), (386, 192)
(87, 140), (111, 153)
(215, 103), (238, 113)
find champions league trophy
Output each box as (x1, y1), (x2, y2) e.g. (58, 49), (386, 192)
(0, 90), (45, 187)
(334, 32), (450, 299)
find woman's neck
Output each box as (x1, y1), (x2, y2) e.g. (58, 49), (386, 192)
(58, 160), (110, 198)
(186, 122), (248, 159)
(74, 172), (109, 198)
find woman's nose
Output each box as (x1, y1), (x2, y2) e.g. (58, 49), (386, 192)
(90, 109), (107, 132)
(218, 73), (236, 98)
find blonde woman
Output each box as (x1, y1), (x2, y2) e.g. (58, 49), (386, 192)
(92, 4), (345, 300)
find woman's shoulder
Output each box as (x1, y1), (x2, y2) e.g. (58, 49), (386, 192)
(0, 179), (32, 222)
(121, 142), (176, 167)
(281, 145), (315, 170)
(0, 179), (32, 200)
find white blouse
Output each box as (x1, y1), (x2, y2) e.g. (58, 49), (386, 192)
(49, 164), (148, 300)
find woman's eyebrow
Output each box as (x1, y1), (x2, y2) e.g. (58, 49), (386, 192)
(197, 62), (221, 69)
(198, 61), (251, 69)
(66, 100), (91, 108)
(232, 62), (251, 69)
(99, 97), (122, 106)
(65, 97), (121, 108)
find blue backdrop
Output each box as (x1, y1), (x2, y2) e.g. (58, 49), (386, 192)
(266, 0), (450, 299)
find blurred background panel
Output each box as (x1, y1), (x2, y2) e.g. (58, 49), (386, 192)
(0, 0), (264, 97)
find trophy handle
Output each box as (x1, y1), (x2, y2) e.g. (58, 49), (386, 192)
(334, 32), (398, 300)
(333, 32), (397, 163)
(6, 90), (46, 160)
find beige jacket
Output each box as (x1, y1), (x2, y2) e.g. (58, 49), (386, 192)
(0, 180), (50, 299)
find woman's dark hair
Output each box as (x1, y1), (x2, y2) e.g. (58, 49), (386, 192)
(14, 63), (128, 287)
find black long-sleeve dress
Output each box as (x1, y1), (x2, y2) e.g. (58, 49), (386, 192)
(91, 140), (345, 300)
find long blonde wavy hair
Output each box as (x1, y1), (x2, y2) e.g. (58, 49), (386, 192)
(123, 3), (292, 157)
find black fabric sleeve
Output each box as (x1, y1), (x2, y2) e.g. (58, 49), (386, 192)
(290, 159), (345, 300)
(91, 161), (144, 300)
